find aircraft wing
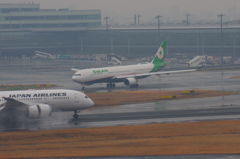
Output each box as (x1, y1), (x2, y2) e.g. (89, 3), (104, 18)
(71, 68), (81, 72)
(113, 67), (201, 79)
(0, 104), (4, 111)
(1, 97), (29, 111)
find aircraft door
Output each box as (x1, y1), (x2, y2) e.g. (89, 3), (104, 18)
(44, 97), (49, 104)
(74, 94), (79, 102)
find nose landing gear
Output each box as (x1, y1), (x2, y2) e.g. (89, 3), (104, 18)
(81, 83), (85, 93)
(73, 110), (80, 119)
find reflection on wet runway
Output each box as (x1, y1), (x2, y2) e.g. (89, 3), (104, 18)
(1, 60), (240, 159)
(1, 59), (240, 132)
(1, 95), (240, 132)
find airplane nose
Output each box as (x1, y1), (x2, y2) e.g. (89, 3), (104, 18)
(89, 99), (94, 107)
(72, 76), (78, 82)
(83, 95), (94, 108)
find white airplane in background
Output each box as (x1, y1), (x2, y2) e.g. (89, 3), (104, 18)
(72, 41), (201, 90)
(0, 89), (94, 120)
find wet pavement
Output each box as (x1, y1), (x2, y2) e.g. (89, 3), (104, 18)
(1, 59), (240, 132)
(1, 59), (240, 93)
(1, 59), (240, 158)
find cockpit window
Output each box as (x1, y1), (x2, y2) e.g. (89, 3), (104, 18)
(85, 96), (88, 99)
(74, 74), (81, 76)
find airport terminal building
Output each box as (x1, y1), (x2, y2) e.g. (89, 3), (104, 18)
(0, 3), (240, 58)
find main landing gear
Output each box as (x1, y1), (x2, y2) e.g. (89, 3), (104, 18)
(106, 83), (115, 88)
(130, 83), (139, 88)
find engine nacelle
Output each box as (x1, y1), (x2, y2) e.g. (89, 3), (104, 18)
(123, 78), (137, 86)
(26, 104), (52, 119)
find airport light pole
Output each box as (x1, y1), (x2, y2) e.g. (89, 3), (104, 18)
(80, 38), (83, 52)
(185, 12), (191, 25)
(218, 14), (225, 66)
(128, 38), (130, 57)
(233, 36), (236, 60)
(166, 36), (170, 56)
(197, 37), (199, 56)
(0, 39), (1, 58)
(217, 13), (225, 106)
(201, 38), (204, 55)
(137, 14), (142, 24)
(104, 16), (110, 53)
(155, 15), (162, 46)
(0, 38), (3, 58)
(134, 14), (137, 24)
(111, 38), (113, 53)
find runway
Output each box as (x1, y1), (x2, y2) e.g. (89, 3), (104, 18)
(1, 59), (240, 158)
(1, 59), (240, 132)
(1, 59), (240, 93)
(0, 94), (238, 132)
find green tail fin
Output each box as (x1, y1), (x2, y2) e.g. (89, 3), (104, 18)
(150, 41), (168, 72)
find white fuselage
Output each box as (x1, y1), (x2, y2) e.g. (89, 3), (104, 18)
(0, 89), (94, 112)
(72, 63), (154, 85)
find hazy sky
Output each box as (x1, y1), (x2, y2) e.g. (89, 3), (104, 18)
(2, 0), (240, 24)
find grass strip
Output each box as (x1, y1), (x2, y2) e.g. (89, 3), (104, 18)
(87, 90), (240, 106)
(1, 120), (240, 158)
(0, 84), (61, 91)
(230, 76), (240, 79)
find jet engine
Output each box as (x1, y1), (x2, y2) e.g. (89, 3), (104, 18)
(123, 78), (137, 86)
(26, 104), (52, 119)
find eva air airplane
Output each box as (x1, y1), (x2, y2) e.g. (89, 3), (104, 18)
(72, 41), (200, 90)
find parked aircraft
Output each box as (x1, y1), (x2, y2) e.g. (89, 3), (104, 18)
(72, 41), (200, 90)
(0, 89), (94, 120)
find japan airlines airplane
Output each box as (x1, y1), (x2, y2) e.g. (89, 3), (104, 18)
(0, 89), (94, 120)
(72, 41), (200, 90)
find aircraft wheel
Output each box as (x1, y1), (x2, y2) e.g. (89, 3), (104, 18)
(73, 114), (78, 119)
(73, 111), (79, 119)
(107, 84), (110, 88)
(81, 83), (86, 92)
(112, 83), (115, 88)
(135, 83), (139, 87)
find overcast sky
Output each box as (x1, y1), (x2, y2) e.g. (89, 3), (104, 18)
(2, 0), (240, 24)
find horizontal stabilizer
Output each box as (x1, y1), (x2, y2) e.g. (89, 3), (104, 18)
(2, 97), (28, 108)
(71, 68), (81, 72)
